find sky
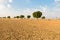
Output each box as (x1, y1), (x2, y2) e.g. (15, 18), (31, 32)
(0, 0), (60, 19)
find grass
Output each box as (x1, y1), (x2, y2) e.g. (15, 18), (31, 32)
(0, 18), (60, 40)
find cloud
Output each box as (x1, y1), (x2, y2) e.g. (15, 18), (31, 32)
(0, 0), (4, 3)
(0, 0), (14, 17)
(9, 0), (13, 3)
(0, 4), (6, 10)
(46, 6), (60, 19)
(55, 0), (60, 2)
(54, 0), (60, 4)
(7, 4), (11, 8)
(0, 0), (12, 8)
(42, 0), (60, 18)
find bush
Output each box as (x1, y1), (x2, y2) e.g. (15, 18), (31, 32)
(27, 15), (31, 18)
(20, 15), (24, 18)
(42, 16), (45, 19)
(7, 16), (10, 18)
(32, 11), (42, 18)
(16, 16), (20, 18)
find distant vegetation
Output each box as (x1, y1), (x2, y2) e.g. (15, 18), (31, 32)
(32, 11), (42, 19)
(7, 16), (11, 18)
(42, 16), (45, 19)
(14, 16), (19, 18)
(20, 15), (25, 18)
(0, 11), (45, 19)
(27, 15), (31, 18)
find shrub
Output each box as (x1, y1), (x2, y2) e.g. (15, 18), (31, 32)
(16, 16), (20, 18)
(27, 15), (31, 18)
(42, 16), (45, 19)
(20, 15), (24, 18)
(32, 11), (42, 18)
(7, 16), (10, 18)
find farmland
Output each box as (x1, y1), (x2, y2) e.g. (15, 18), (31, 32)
(0, 18), (60, 40)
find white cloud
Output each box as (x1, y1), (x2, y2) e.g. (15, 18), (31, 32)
(54, 0), (60, 4)
(0, 0), (14, 17)
(9, 0), (13, 3)
(0, 4), (6, 10)
(55, 0), (60, 2)
(0, 0), (4, 3)
(7, 4), (11, 8)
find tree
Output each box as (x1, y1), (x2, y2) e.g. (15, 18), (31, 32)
(42, 16), (45, 19)
(20, 15), (24, 18)
(32, 11), (42, 18)
(27, 15), (31, 18)
(7, 16), (10, 18)
(16, 16), (20, 18)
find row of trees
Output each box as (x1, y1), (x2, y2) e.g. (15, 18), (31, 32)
(1, 11), (45, 19)
(14, 15), (31, 18)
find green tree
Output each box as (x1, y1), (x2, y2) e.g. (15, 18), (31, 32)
(27, 15), (31, 18)
(7, 16), (10, 18)
(16, 16), (20, 18)
(32, 11), (42, 18)
(20, 15), (24, 18)
(42, 16), (45, 19)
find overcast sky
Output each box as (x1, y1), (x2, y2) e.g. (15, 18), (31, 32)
(0, 0), (60, 18)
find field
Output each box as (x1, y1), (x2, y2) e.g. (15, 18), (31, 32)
(0, 18), (60, 40)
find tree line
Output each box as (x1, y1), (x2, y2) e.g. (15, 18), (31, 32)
(0, 11), (45, 19)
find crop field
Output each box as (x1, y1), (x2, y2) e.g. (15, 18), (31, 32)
(0, 18), (60, 40)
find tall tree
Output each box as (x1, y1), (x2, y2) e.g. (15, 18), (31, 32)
(32, 11), (42, 18)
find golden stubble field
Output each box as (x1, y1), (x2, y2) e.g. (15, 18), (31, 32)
(0, 18), (60, 40)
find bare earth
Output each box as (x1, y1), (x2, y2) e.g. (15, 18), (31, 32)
(0, 18), (60, 40)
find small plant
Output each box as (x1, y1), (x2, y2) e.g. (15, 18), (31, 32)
(20, 15), (24, 18)
(42, 16), (45, 19)
(7, 16), (10, 18)
(27, 15), (31, 18)
(16, 16), (20, 18)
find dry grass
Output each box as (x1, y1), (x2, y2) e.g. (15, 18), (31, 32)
(0, 18), (60, 40)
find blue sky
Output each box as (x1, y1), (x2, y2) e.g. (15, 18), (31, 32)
(0, 0), (60, 19)
(12, 0), (54, 8)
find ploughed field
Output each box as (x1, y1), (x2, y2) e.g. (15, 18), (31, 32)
(0, 18), (60, 40)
